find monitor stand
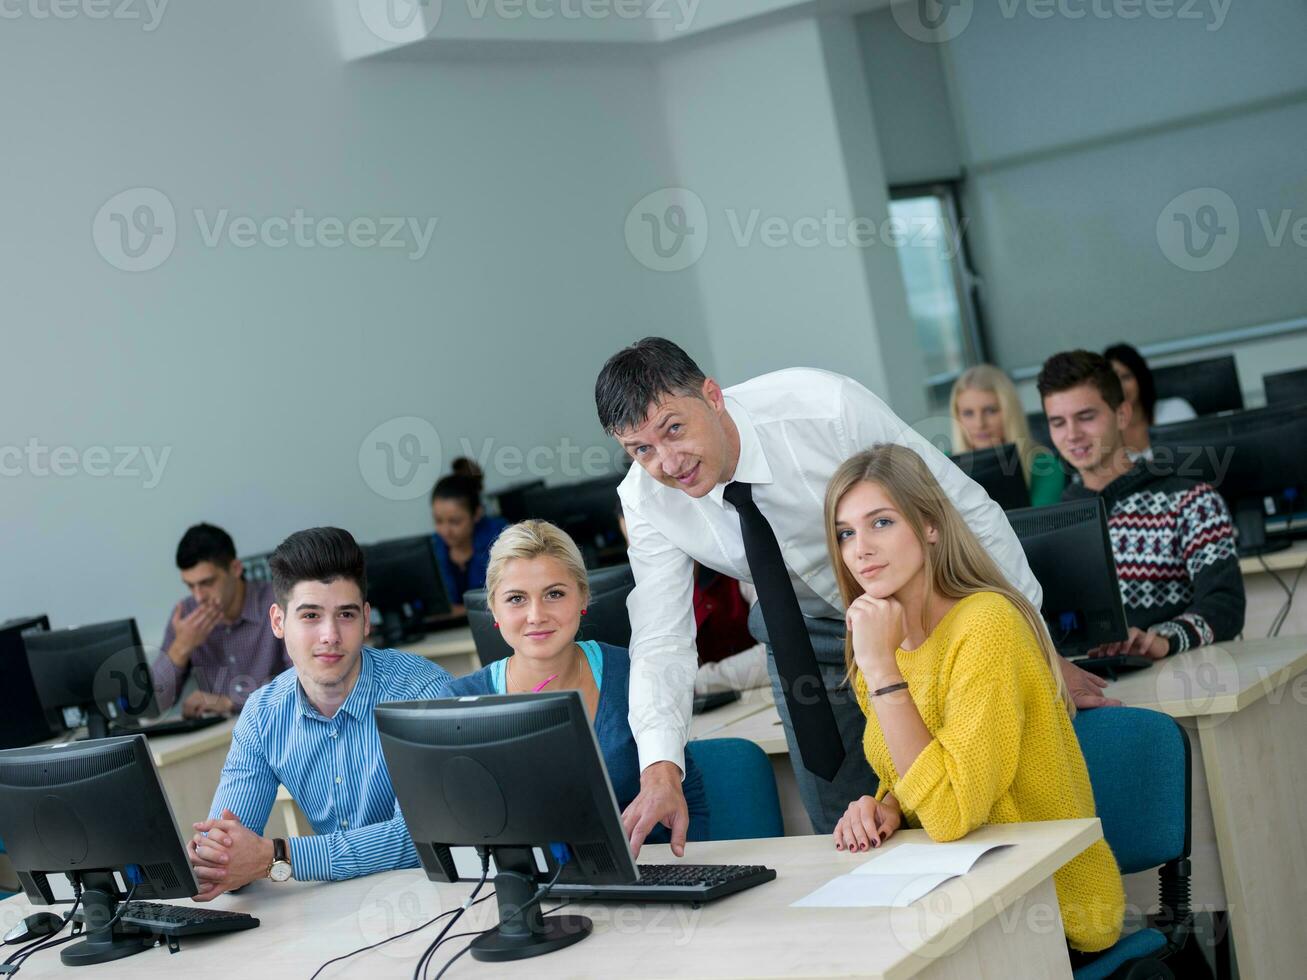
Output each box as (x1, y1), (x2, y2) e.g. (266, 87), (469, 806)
(62, 873), (154, 967)
(470, 848), (591, 962)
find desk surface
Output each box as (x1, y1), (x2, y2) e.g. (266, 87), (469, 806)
(1, 821), (1101, 980)
(404, 626), (477, 660)
(1239, 539), (1307, 576)
(689, 685), (775, 740)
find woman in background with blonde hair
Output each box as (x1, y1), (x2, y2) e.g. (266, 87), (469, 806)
(824, 444), (1123, 958)
(950, 364), (1065, 506)
(444, 519), (710, 849)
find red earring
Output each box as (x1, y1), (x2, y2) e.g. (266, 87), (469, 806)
(493, 622), (500, 629)
(581, 609), (588, 616)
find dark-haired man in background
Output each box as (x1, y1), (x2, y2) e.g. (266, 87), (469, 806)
(185, 527), (452, 899)
(594, 338), (1116, 853)
(150, 522), (290, 718)
(1039, 350), (1245, 658)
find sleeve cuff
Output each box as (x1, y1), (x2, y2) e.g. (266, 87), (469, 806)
(893, 739), (946, 815)
(288, 834), (333, 882)
(636, 730), (687, 781)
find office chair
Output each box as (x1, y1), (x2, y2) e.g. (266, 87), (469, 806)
(1071, 707), (1201, 980)
(685, 738), (783, 840)
(464, 563), (636, 667)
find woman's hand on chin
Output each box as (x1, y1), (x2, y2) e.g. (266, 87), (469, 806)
(847, 594), (907, 685)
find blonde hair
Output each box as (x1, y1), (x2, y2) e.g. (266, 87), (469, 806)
(484, 520), (590, 612)
(950, 365), (1049, 482)
(823, 445), (1073, 714)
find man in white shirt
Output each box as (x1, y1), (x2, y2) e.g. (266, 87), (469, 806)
(596, 338), (1118, 854)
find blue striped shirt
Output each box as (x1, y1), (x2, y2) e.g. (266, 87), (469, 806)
(208, 646), (451, 882)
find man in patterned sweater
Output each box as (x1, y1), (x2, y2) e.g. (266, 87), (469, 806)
(1037, 350), (1245, 658)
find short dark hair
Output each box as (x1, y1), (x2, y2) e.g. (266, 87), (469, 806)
(430, 473), (483, 513)
(269, 527), (368, 608)
(595, 337), (708, 435)
(176, 523), (237, 571)
(1103, 342), (1157, 424)
(1036, 350), (1125, 410)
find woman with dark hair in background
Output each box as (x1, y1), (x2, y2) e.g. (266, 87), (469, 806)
(430, 466), (507, 612)
(1104, 343), (1196, 457)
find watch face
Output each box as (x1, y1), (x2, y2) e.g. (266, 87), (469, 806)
(270, 862), (292, 882)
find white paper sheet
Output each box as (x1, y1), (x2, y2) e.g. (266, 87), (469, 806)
(790, 841), (1012, 909)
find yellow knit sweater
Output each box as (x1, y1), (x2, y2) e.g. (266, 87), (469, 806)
(855, 591), (1125, 953)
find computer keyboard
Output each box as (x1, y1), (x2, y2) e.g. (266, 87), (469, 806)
(550, 863), (776, 905)
(1069, 654), (1155, 679)
(86, 902), (260, 938)
(109, 714), (228, 738)
(692, 690), (742, 714)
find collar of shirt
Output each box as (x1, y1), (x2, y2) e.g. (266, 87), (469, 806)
(295, 645), (377, 723)
(233, 578), (272, 628)
(706, 396), (774, 506)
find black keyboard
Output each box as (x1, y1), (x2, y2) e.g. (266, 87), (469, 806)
(692, 690), (742, 714)
(549, 864), (776, 905)
(85, 902), (259, 938)
(109, 715), (228, 738)
(1069, 654), (1155, 679)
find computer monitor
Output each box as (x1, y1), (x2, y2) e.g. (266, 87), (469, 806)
(0, 734), (199, 966)
(493, 479), (546, 524)
(521, 473), (627, 568)
(239, 551), (273, 584)
(362, 535), (453, 646)
(1006, 498), (1129, 655)
(949, 444), (1031, 511)
(23, 619), (160, 741)
(1025, 410), (1053, 457)
(377, 691), (634, 962)
(1152, 354), (1243, 416)
(0, 614), (56, 749)
(1263, 367), (1307, 408)
(1150, 404), (1307, 556)
(463, 563), (635, 667)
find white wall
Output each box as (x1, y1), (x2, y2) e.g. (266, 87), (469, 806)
(656, 15), (927, 417)
(857, 0), (1307, 385)
(0, 0), (705, 645)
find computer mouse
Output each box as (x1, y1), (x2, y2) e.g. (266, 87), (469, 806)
(3, 911), (65, 945)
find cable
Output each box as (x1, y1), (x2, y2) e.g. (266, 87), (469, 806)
(1270, 560), (1307, 638)
(430, 942), (474, 980)
(307, 893), (495, 980)
(413, 850), (491, 980)
(2, 888), (83, 974)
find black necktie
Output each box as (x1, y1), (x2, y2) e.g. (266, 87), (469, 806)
(722, 481), (846, 781)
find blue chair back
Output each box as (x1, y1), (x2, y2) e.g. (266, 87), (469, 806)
(685, 738), (784, 840)
(1072, 706), (1191, 874)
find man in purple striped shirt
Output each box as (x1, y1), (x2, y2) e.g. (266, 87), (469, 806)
(150, 523), (291, 717)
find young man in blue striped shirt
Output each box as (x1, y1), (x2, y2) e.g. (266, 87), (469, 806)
(186, 527), (451, 900)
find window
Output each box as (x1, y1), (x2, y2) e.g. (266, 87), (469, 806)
(888, 183), (985, 400)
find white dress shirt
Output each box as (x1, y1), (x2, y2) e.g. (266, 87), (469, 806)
(620, 367), (1043, 775)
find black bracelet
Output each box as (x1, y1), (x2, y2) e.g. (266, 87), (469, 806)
(872, 681), (910, 697)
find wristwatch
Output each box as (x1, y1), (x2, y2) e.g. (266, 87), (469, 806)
(268, 838), (293, 882)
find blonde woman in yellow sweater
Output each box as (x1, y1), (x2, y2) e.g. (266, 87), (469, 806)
(825, 444), (1125, 956)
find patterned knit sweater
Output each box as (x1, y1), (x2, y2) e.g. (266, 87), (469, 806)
(855, 592), (1126, 952)
(1063, 462), (1246, 654)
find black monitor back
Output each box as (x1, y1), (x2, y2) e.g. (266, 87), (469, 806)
(363, 535), (452, 643)
(376, 692), (637, 886)
(950, 444), (1031, 511)
(1152, 354), (1243, 416)
(1025, 410), (1053, 456)
(464, 564), (636, 667)
(1263, 367), (1307, 408)
(1007, 498), (1128, 654)
(23, 619), (159, 738)
(493, 480), (546, 524)
(521, 474), (627, 568)
(0, 615), (56, 749)
(0, 734), (198, 905)
(1150, 405), (1307, 552)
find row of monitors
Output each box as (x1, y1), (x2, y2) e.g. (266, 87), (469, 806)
(959, 400), (1307, 556)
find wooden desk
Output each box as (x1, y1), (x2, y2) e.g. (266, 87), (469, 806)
(405, 627), (479, 678)
(689, 686), (774, 740)
(1, 821), (1104, 979)
(1239, 541), (1307, 637)
(717, 637), (1307, 980)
